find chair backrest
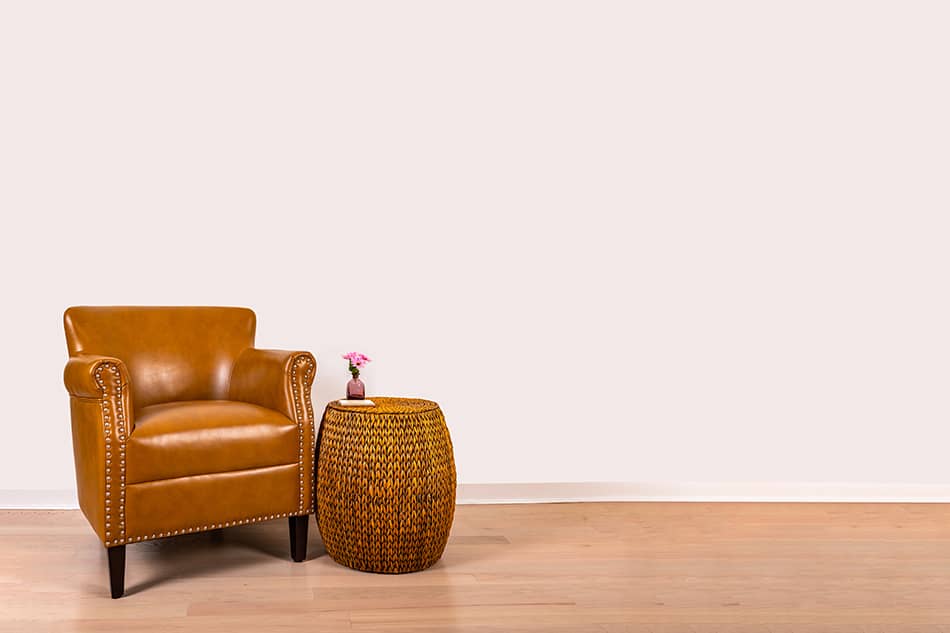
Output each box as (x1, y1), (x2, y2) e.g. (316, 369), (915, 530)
(64, 306), (256, 409)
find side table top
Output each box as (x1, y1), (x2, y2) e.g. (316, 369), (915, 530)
(325, 396), (440, 415)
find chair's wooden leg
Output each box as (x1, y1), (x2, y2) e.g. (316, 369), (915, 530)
(107, 545), (126, 599)
(289, 515), (309, 562)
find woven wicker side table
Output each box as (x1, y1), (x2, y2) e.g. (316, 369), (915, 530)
(316, 397), (456, 573)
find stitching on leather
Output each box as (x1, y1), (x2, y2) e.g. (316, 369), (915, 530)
(125, 462), (301, 487)
(71, 394), (109, 402)
(94, 363), (127, 546)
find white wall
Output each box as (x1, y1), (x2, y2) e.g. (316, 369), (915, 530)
(2, 1), (949, 503)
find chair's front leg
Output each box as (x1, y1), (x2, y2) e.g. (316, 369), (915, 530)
(107, 545), (126, 599)
(289, 516), (309, 562)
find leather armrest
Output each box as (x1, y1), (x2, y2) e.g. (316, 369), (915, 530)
(63, 354), (134, 544)
(229, 349), (317, 420)
(64, 354), (131, 399)
(230, 348), (318, 513)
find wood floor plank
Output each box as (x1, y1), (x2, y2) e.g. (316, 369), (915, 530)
(2, 503), (950, 631)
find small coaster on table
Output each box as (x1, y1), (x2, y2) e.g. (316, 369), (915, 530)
(337, 399), (375, 407)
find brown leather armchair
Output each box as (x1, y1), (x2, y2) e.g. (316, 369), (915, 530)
(63, 306), (317, 598)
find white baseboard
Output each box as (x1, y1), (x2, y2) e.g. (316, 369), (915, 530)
(0, 489), (78, 509)
(457, 482), (950, 504)
(4, 483), (950, 509)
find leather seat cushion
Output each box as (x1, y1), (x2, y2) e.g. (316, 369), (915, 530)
(126, 401), (299, 484)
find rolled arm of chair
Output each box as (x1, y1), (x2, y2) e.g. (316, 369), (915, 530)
(229, 349), (317, 420)
(63, 354), (134, 545)
(64, 354), (134, 437)
(64, 354), (131, 398)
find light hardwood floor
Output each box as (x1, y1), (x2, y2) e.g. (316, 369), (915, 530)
(3, 503), (950, 632)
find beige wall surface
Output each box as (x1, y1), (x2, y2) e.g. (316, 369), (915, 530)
(1, 1), (948, 501)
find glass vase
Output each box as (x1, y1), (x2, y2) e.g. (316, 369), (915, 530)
(346, 374), (365, 400)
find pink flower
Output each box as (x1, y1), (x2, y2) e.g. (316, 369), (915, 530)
(342, 352), (372, 369)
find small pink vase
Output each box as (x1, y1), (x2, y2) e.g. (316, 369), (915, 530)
(346, 374), (365, 400)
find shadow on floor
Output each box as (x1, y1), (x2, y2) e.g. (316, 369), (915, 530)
(116, 517), (326, 595)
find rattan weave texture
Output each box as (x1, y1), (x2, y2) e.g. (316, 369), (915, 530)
(316, 397), (456, 573)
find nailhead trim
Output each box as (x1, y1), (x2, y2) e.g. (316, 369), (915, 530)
(116, 511), (305, 545)
(306, 356), (316, 511)
(307, 361), (316, 511)
(95, 363), (127, 546)
(290, 354), (316, 514)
